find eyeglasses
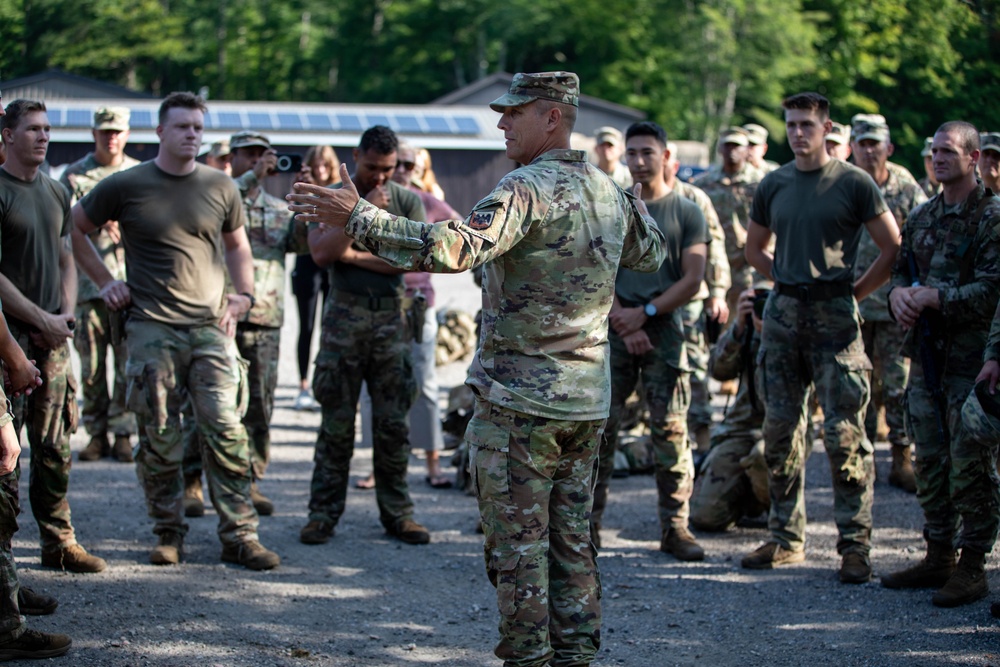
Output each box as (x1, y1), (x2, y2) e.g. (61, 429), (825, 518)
(395, 161), (415, 171)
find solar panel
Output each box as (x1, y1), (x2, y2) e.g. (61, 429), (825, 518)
(48, 109), (63, 126)
(211, 111), (243, 129)
(453, 117), (480, 135)
(367, 114), (391, 130)
(131, 110), (155, 129)
(277, 113), (304, 130)
(248, 112), (273, 130)
(67, 109), (91, 126)
(395, 115), (422, 133)
(423, 116), (451, 133)
(306, 113), (334, 131)
(336, 113), (363, 132)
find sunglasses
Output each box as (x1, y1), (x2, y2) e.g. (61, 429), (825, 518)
(395, 161), (416, 171)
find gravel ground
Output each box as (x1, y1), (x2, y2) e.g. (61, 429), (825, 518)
(13, 271), (1000, 666)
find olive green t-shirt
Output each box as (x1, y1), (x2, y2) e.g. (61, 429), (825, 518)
(614, 189), (708, 305)
(750, 159), (887, 285)
(0, 168), (72, 315)
(80, 161), (246, 326)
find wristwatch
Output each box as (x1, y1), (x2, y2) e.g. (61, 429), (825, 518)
(240, 292), (256, 310)
(644, 303), (658, 317)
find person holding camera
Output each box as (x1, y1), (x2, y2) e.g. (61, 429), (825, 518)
(182, 131), (309, 518)
(690, 283), (780, 531)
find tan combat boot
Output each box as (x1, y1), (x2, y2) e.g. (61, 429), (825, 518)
(149, 533), (183, 565)
(932, 548), (989, 607)
(660, 526), (705, 561)
(881, 541), (957, 589)
(113, 435), (134, 463)
(888, 445), (917, 493)
(183, 475), (205, 518)
(78, 433), (109, 461)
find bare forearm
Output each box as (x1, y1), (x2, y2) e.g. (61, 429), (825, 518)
(71, 226), (114, 288)
(59, 242), (77, 318)
(854, 251), (894, 302)
(0, 273), (45, 328)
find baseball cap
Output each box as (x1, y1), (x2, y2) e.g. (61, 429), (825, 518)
(595, 126), (623, 147)
(851, 114), (890, 142)
(719, 127), (749, 146)
(229, 131), (271, 151)
(921, 137), (933, 157)
(489, 72), (580, 112)
(93, 106), (131, 131)
(742, 124), (768, 145)
(981, 132), (1000, 153)
(825, 122), (850, 145)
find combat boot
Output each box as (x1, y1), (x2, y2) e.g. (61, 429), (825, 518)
(183, 475), (205, 518)
(250, 484), (274, 516)
(888, 445), (917, 493)
(40, 544), (107, 573)
(0, 628), (72, 660)
(881, 541), (957, 589)
(660, 526), (705, 561)
(17, 586), (58, 616)
(149, 533), (183, 565)
(839, 551), (872, 584)
(932, 548), (989, 608)
(221, 539), (280, 570)
(741, 541), (805, 569)
(113, 435), (134, 463)
(78, 433), (110, 461)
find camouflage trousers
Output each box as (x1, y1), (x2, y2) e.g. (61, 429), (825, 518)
(0, 468), (24, 643)
(308, 296), (416, 531)
(680, 300), (712, 433)
(758, 293), (874, 554)
(125, 319), (258, 546)
(73, 299), (135, 437)
(182, 325), (279, 481)
(860, 319), (909, 447)
(690, 436), (770, 531)
(467, 399), (602, 667)
(906, 367), (1000, 552)
(592, 326), (693, 536)
(8, 320), (78, 550)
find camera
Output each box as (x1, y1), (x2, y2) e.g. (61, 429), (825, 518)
(752, 288), (771, 319)
(274, 153), (302, 173)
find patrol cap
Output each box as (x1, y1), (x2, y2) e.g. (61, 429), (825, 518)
(851, 113), (890, 142)
(825, 122), (850, 145)
(489, 72), (580, 112)
(595, 126), (623, 147)
(208, 139), (230, 159)
(719, 127), (749, 146)
(229, 131), (271, 151)
(93, 106), (130, 131)
(742, 123), (769, 145)
(961, 381), (1000, 442)
(981, 132), (1000, 153)
(921, 137), (933, 157)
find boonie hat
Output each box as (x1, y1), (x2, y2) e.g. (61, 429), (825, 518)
(742, 123), (769, 145)
(851, 114), (890, 142)
(595, 126), (623, 148)
(208, 139), (231, 159)
(93, 106), (130, 132)
(230, 131), (271, 151)
(961, 381), (1000, 442)
(719, 127), (749, 146)
(489, 72), (580, 112)
(981, 132), (1000, 153)
(825, 122), (850, 145)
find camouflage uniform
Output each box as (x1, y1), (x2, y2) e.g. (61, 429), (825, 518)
(919, 177), (942, 200)
(853, 162), (927, 447)
(59, 153), (139, 441)
(675, 180), (731, 438)
(891, 182), (1000, 553)
(0, 395), (24, 643)
(306, 180), (424, 533)
(692, 162), (768, 313)
(343, 136), (665, 665)
(184, 171), (307, 481)
(690, 321), (775, 531)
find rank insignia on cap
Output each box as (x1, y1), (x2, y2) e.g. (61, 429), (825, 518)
(469, 209), (496, 231)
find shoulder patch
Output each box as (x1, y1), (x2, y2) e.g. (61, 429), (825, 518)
(463, 189), (513, 242)
(469, 209), (496, 231)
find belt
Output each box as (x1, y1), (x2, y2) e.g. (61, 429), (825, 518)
(775, 281), (854, 302)
(332, 290), (409, 311)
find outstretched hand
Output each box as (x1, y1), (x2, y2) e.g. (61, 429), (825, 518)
(286, 164), (359, 228)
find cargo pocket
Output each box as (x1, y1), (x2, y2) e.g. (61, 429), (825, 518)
(490, 549), (520, 616)
(311, 350), (340, 408)
(833, 351), (873, 414)
(125, 360), (151, 421)
(465, 415), (511, 502)
(63, 371), (79, 434)
(235, 356), (250, 419)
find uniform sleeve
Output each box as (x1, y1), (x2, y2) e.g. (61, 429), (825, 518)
(749, 174), (771, 229)
(938, 208), (1000, 324)
(618, 190), (666, 274)
(697, 191), (731, 299)
(681, 199), (710, 249)
(221, 182), (247, 233)
(855, 170), (890, 223)
(708, 323), (748, 382)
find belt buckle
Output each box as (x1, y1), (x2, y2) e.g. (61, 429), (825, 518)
(796, 285), (811, 302)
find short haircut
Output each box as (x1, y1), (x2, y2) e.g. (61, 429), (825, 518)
(158, 91), (207, 125)
(782, 92), (830, 120)
(1, 99), (46, 134)
(625, 121), (668, 147)
(534, 99), (577, 133)
(359, 125), (398, 156)
(936, 121), (980, 155)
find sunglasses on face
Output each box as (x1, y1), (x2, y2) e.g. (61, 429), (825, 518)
(395, 161), (415, 171)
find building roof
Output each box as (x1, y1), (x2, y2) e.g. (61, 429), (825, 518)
(2, 69), (156, 101)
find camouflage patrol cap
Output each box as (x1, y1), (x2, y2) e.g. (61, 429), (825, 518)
(489, 72), (580, 112)
(851, 113), (890, 142)
(208, 139), (230, 159)
(981, 132), (1000, 153)
(719, 127), (749, 146)
(961, 381), (1000, 442)
(742, 124), (769, 145)
(825, 122), (850, 145)
(93, 106), (131, 131)
(921, 137), (933, 157)
(230, 130), (271, 150)
(595, 126), (623, 147)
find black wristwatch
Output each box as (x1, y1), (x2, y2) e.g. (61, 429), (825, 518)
(240, 292), (256, 310)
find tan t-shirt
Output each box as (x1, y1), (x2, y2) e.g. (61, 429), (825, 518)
(80, 161), (246, 326)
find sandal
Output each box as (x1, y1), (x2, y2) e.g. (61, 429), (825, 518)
(354, 474), (375, 490)
(426, 476), (453, 489)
